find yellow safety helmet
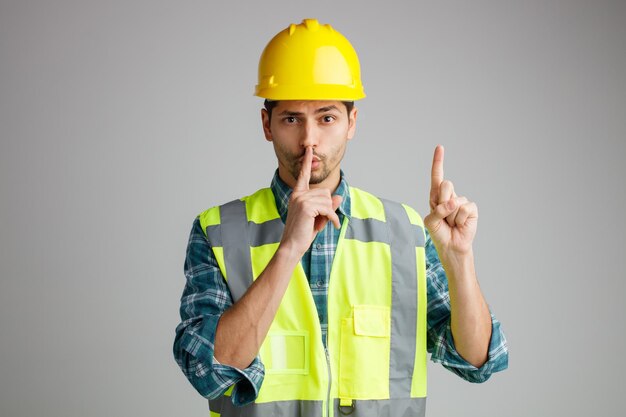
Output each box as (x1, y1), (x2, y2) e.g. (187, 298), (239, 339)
(254, 19), (366, 101)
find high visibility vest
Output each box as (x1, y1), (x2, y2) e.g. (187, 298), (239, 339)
(198, 186), (428, 417)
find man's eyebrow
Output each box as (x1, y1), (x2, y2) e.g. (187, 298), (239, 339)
(315, 105), (340, 113)
(277, 110), (304, 116)
(277, 105), (341, 116)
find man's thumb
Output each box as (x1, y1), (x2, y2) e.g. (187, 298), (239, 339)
(428, 198), (456, 223)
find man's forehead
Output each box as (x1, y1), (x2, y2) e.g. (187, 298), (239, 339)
(273, 100), (344, 113)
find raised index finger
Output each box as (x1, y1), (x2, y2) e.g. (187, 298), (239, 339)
(294, 146), (313, 191)
(430, 144), (445, 192)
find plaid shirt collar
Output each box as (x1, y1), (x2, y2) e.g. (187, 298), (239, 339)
(270, 169), (352, 223)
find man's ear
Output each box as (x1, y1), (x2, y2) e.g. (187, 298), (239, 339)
(347, 106), (358, 140)
(261, 108), (272, 141)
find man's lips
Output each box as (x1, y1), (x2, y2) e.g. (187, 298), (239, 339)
(299, 156), (321, 170)
(298, 155), (322, 162)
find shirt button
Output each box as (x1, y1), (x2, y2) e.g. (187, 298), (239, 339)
(316, 243), (322, 250)
(316, 280), (324, 288)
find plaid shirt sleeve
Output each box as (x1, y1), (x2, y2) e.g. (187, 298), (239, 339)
(173, 217), (264, 406)
(425, 229), (509, 382)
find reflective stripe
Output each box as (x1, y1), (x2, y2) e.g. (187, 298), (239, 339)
(211, 397), (425, 417)
(206, 224), (222, 246)
(210, 397), (425, 417)
(213, 204), (419, 251)
(219, 199), (253, 303)
(211, 397), (324, 417)
(345, 217), (389, 243)
(413, 224), (425, 247)
(208, 396), (223, 413)
(381, 199), (421, 399)
(249, 218), (284, 246)
(344, 214), (424, 246)
(210, 213), (416, 248)
(206, 218), (284, 247)
(213, 201), (285, 303)
(333, 397), (426, 417)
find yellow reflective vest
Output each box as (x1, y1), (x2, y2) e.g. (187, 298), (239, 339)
(198, 186), (428, 417)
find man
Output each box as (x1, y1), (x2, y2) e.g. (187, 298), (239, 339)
(174, 18), (508, 417)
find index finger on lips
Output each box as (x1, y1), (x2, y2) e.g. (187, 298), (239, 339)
(295, 146), (313, 191)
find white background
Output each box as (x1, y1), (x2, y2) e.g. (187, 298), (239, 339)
(1, 1), (625, 416)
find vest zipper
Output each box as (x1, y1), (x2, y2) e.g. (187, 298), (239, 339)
(324, 346), (332, 417)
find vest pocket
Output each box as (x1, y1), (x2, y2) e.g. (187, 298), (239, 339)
(339, 305), (391, 399)
(261, 331), (310, 375)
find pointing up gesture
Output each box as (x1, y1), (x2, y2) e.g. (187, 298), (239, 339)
(424, 145), (478, 257)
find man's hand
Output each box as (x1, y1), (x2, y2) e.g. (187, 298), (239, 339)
(424, 145), (478, 258)
(280, 146), (343, 258)
(423, 145), (492, 368)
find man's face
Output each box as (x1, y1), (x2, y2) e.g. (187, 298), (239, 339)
(261, 100), (357, 190)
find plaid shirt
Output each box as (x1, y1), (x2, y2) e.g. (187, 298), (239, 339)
(173, 170), (508, 406)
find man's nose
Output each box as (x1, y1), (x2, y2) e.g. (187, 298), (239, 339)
(300, 121), (320, 148)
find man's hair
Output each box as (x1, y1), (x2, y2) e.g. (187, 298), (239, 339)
(264, 99), (354, 122)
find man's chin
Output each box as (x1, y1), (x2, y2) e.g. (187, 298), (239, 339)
(288, 163), (330, 185)
(309, 172), (329, 185)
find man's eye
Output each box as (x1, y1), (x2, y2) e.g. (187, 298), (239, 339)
(322, 115), (335, 123)
(284, 117), (297, 124)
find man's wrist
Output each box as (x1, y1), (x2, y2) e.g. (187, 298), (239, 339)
(440, 248), (475, 281)
(275, 241), (305, 265)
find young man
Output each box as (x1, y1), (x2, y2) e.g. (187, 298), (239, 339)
(174, 19), (508, 417)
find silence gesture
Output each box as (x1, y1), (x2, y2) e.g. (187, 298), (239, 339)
(423, 145), (478, 257)
(280, 146), (343, 257)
